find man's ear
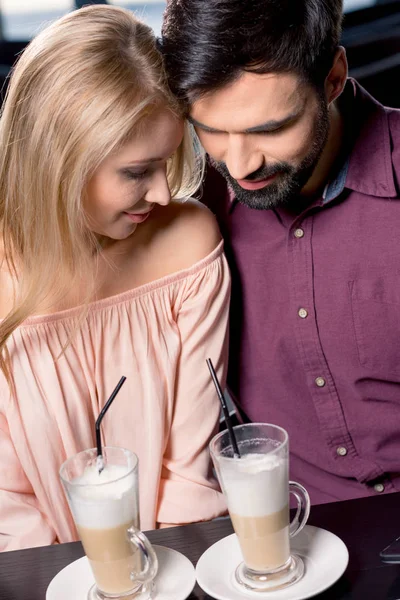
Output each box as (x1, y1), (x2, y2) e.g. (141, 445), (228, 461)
(325, 47), (348, 105)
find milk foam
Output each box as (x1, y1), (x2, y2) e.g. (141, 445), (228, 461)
(220, 453), (288, 517)
(69, 465), (138, 529)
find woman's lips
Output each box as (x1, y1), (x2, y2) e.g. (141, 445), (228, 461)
(236, 174), (278, 190)
(123, 211), (152, 223)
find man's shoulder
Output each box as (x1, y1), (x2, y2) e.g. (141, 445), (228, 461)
(385, 107), (400, 186)
(387, 105), (400, 137)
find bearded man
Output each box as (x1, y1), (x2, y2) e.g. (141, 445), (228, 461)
(161, 0), (400, 505)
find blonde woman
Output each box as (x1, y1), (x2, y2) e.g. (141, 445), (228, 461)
(0, 6), (229, 551)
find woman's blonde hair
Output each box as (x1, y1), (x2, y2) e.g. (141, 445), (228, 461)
(0, 5), (203, 379)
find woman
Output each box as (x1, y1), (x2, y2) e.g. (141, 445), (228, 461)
(0, 5), (229, 551)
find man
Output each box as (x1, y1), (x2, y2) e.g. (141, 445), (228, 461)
(161, 0), (400, 505)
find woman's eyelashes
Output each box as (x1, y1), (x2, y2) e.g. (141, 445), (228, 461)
(121, 168), (148, 181)
(120, 158), (170, 181)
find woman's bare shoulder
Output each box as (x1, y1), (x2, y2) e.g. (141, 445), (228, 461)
(99, 200), (223, 295)
(142, 199), (222, 273)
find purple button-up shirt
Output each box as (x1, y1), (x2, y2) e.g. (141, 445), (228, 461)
(202, 79), (400, 504)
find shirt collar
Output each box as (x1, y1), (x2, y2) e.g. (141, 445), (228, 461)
(323, 78), (397, 205)
(322, 159), (349, 204)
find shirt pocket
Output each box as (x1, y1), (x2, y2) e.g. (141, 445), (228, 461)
(349, 278), (400, 379)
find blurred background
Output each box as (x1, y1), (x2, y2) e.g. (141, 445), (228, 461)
(0, 0), (399, 106)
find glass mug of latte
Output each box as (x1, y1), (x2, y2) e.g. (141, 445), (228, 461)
(210, 423), (310, 592)
(60, 447), (158, 600)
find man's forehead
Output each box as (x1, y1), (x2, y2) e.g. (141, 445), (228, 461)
(190, 71), (306, 131)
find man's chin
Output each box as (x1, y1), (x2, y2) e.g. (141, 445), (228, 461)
(233, 190), (284, 210)
(228, 179), (294, 211)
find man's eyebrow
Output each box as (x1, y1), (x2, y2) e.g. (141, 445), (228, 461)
(188, 112), (301, 134)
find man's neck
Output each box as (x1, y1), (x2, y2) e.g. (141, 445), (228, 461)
(301, 101), (344, 199)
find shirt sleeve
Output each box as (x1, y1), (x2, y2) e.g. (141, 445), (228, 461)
(0, 412), (56, 551)
(156, 248), (230, 524)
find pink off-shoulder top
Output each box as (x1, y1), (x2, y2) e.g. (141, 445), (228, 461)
(0, 241), (229, 551)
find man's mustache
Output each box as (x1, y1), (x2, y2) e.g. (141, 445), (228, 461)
(210, 158), (293, 182)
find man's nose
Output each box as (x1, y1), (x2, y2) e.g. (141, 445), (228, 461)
(224, 134), (264, 180)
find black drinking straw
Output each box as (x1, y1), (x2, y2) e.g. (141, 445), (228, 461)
(95, 376), (127, 464)
(206, 358), (241, 458)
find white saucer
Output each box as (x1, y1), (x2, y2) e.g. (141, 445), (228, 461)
(46, 545), (196, 600)
(196, 525), (349, 600)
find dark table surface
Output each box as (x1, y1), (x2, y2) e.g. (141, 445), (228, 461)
(1, 491), (400, 600)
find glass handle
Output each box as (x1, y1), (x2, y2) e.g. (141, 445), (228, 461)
(126, 525), (158, 584)
(289, 481), (310, 538)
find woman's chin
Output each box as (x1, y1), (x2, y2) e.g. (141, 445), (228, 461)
(91, 223), (138, 241)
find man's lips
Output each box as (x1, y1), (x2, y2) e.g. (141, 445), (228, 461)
(236, 174), (278, 190)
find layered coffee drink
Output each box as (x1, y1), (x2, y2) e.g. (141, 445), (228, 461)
(71, 464), (140, 595)
(60, 447), (158, 600)
(210, 424), (310, 592)
(222, 452), (290, 572)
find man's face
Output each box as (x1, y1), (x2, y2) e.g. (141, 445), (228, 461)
(190, 71), (330, 210)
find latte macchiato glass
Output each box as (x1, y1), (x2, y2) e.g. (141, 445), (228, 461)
(210, 423), (310, 592)
(60, 447), (158, 600)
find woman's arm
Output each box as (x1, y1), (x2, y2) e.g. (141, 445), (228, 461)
(156, 222), (230, 526)
(0, 413), (56, 551)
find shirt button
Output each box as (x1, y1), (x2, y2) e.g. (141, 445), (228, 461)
(298, 308), (308, 319)
(315, 377), (326, 387)
(336, 446), (348, 457)
(294, 228), (304, 239)
(374, 483), (385, 493)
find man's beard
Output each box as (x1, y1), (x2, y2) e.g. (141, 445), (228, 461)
(211, 99), (330, 211)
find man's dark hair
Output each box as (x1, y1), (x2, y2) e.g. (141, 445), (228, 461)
(161, 0), (343, 102)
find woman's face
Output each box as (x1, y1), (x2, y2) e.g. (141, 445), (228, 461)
(84, 108), (184, 240)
